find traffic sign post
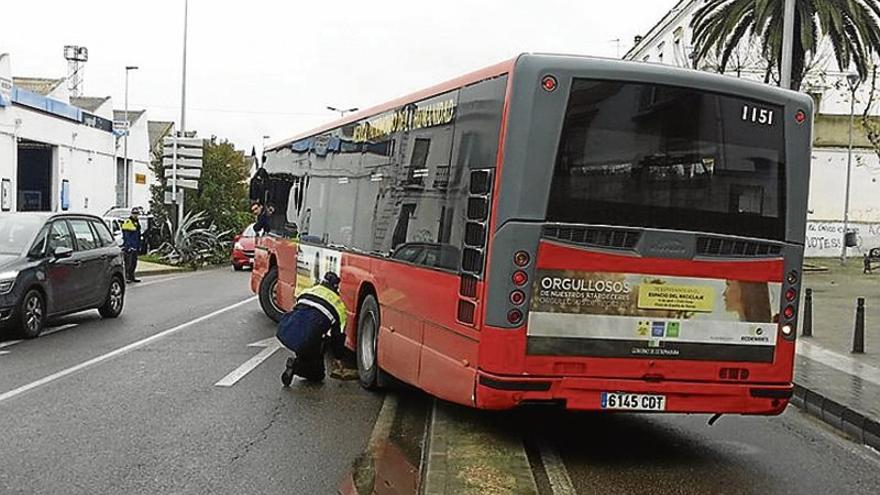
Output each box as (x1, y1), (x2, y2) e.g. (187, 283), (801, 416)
(162, 135), (205, 229)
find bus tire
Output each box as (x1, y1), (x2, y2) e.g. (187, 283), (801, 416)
(258, 267), (284, 323)
(357, 294), (382, 390)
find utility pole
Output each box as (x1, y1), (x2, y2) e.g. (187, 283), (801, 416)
(124, 65), (138, 208)
(177, 0), (189, 229)
(842, 73), (861, 263)
(780, 0), (795, 89)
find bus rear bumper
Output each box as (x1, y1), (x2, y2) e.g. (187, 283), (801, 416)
(474, 371), (792, 415)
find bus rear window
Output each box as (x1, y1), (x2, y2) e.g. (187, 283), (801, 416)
(548, 79), (786, 240)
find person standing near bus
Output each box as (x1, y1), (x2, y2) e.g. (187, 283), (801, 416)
(121, 207), (143, 283)
(277, 272), (348, 385)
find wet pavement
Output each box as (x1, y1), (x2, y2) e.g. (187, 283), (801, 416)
(406, 399), (880, 495)
(794, 262), (880, 447)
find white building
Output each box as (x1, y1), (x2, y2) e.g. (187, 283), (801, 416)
(626, 0), (880, 256)
(0, 52), (157, 217)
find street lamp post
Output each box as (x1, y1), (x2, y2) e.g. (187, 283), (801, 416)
(327, 106), (358, 118)
(780, 0), (795, 89)
(842, 72), (861, 264)
(177, 0), (189, 229)
(124, 65), (138, 208)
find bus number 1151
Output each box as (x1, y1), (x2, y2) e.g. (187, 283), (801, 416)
(742, 104), (774, 126)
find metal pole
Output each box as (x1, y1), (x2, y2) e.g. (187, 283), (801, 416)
(842, 89), (856, 263)
(852, 297), (865, 353)
(180, 0), (188, 134)
(802, 288), (813, 337)
(178, 0), (189, 231)
(172, 133), (178, 205)
(780, 0), (796, 89)
(123, 69), (129, 208)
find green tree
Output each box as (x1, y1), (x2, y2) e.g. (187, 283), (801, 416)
(149, 138), (252, 244)
(691, 0), (880, 90)
(188, 139), (252, 236)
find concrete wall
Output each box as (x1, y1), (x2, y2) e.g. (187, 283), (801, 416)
(1, 52), (154, 216)
(0, 104), (118, 214)
(124, 115), (152, 210)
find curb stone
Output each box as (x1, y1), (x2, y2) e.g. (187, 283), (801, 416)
(791, 383), (880, 451)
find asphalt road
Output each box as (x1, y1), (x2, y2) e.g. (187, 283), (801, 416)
(0, 268), (383, 494)
(522, 405), (880, 494)
(4, 268), (880, 494)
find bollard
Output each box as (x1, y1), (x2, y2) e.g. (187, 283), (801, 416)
(802, 288), (813, 337)
(852, 297), (865, 354)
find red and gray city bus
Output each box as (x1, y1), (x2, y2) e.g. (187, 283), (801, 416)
(250, 53), (812, 414)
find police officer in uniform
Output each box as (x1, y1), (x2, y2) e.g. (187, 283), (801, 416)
(277, 272), (348, 385)
(121, 207), (143, 283)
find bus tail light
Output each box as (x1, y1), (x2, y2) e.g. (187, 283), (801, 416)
(512, 270), (528, 286)
(783, 305), (795, 320)
(785, 288), (796, 302)
(514, 251), (531, 267)
(781, 324), (793, 336)
(510, 290), (526, 306)
(507, 308), (523, 325)
(786, 270), (798, 284)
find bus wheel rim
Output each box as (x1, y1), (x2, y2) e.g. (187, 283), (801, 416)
(361, 312), (376, 370)
(270, 279), (282, 314)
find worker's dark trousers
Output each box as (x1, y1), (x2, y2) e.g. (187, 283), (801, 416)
(276, 306), (329, 381)
(124, 249), (138, 281)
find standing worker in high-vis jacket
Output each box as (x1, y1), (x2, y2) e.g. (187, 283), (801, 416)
(277, 272), (348, 385)
(121, 207), (143, 283)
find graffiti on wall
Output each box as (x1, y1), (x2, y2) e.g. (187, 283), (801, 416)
(805, 221), (880, 257)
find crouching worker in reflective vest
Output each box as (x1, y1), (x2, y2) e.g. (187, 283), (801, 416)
(277, 272), (348, 386)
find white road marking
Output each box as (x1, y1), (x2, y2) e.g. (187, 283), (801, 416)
(0, 351), (9, 356)
(214, 337), (284, 387)
(0, 296), (257, 404)
(134, 272), (199, 288)
(42, 324), (79, 336)
(0, 340), (23, 350)
(538, 441), (576, 495)
(797, 339), (880, 386)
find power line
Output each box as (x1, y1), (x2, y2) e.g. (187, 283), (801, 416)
(131, 102), (327, 117)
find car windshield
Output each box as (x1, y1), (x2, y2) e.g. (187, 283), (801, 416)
(0, 215), (45, 255)
(243, 224), (256, 237)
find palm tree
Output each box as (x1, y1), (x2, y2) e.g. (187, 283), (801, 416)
(691, 0), (880, 90)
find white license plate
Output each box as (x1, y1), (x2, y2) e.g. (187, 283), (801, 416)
(601, 392), (666, 411)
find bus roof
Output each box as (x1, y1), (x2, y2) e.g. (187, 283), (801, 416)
(267, 52), (809, 153)
(266, 58), (516, 152)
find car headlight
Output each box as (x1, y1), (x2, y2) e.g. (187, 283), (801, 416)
(234, 242), (244, 251)
(0, 271), (19, 295)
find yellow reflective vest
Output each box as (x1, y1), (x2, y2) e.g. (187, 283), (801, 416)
(297, 284), (348, 331)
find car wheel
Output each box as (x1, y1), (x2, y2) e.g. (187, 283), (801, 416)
(99, 276), (125, 318)
(356, 295), (382, 390)
(18, 289), (46, 339)
(258, 267), (284, 323)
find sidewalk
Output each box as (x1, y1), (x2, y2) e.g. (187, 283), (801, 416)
(135, 259), (187, 277)
(792, 259), (880, 449)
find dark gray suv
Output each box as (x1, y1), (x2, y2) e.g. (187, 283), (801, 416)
(0, 213), (126, 338)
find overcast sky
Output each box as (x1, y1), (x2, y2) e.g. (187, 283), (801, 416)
(1, 0), (677, 152)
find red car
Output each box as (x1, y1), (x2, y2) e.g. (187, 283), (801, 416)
(231, 224), (256, 271)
